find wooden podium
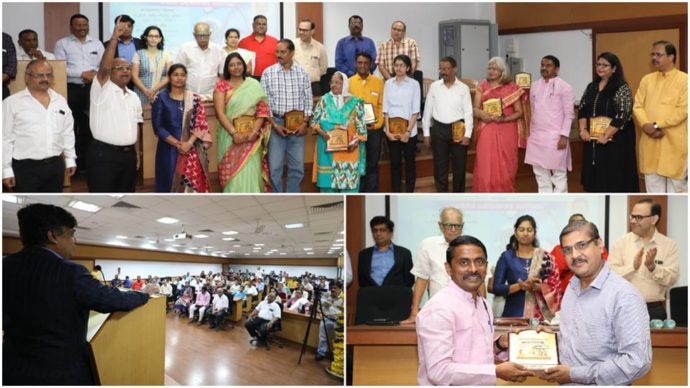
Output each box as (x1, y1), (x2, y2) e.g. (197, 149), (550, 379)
(88, 295), (166, 385)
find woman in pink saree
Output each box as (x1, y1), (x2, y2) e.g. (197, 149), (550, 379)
(472, 56), (527, 192)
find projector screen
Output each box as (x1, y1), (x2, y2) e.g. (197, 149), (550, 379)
(388, 194), (607, 268)
(104, 2), (282, 59)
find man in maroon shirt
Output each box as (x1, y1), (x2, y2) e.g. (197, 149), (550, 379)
(238, 15), (278, 79)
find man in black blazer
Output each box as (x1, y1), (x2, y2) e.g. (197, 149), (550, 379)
(3, 203), (149, 385)
(358, 216), (414, 287)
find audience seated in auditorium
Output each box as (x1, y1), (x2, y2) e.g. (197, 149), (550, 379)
(209, 287), (230, 330)
(173, 282), (194, 315)
(286, 289), (310, 313)
(245, 291), (281, 347)
(111, 274), (122, 288)
(132, 275), (145, 290)
(189, 285), (211, 324)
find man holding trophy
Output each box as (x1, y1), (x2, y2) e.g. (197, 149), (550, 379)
(422, 57), (474, 193)
(416, 235), (534, 385)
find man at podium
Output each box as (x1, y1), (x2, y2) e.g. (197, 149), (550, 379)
(2, 203), (149, 385)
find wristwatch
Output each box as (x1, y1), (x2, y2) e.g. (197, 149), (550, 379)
(495, 336), (508, 351)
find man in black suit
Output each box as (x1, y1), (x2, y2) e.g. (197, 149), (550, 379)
(358, 216), (414, 287)
(2, 203), (149, 385)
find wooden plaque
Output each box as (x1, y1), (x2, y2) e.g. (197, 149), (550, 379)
(514, 72), (532, 89)
(589, 116), (612, 140)
(326, 128), (349, 152)
(451, 120), (466, 142)
(284, 110), (305, 133)
(483, 98), (503, 117)
(232, 115), (255, 135)
(388, 117), (409, 136)
(509, 329), (559, 371)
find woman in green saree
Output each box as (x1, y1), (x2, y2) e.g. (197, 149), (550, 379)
(213, 52), (271, 192)
(311, 71), (367, 192)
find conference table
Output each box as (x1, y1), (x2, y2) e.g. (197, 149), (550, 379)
(348, 324), (687, 385)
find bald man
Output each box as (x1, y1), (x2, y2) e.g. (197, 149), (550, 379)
(176, 22), (224, 99)
(3, 60), (75, 192)
(87, 17), (143, 192)
(403, 207), (485, 323)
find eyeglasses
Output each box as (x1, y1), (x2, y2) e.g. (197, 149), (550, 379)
(113, 66), (131, 71)
(650, 52), (667, 58)
(194, 34), (211, 38)
(595, 63), (611, 68)
(392, 27), (405, 32)
(629, 214), (654, 222)
(146, 35), (162, 39)
(297, 28), (311, 33)
(27, 72), (54, 79)
(440, 223), (464, 231)
(562, 238), (597, 256)
(456, 258), (487, 268)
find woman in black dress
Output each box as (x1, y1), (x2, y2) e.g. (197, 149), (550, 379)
(578, 52), (639, 192)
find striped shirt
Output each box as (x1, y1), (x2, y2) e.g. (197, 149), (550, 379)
(260, 62), (313, 117)
(559, 263), (652, 385)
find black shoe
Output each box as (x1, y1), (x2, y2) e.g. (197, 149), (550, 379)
(315, 353), (325, 361)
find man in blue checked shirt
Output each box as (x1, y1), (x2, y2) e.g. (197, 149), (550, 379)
(261, 39), (313, 192)
(536, 220), (652, 385)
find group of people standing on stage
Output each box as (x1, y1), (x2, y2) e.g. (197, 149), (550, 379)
(3, 11), (686, 193)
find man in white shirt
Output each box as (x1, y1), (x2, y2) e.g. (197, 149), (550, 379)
(175, 22), (224, 100)
(54, 14), (104, 175)
(422, 57), (473, 192)
(245, 292), (281, 346)
(293, 19), (328, 97)
(403, 207), (473, 323)
(88, 17), (143, 192)
(3, 60), (75, 192)
(245, 284), (258, 296)
(209, 287), (230, 329)
(16, 30), (56, 61)
(160, 279), (173, 297)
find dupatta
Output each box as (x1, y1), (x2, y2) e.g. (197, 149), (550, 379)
(523, 248), (561, 321)
(172, 91), (212, 193)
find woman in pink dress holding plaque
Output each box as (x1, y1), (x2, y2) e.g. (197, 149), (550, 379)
(472, 57), (526, 192)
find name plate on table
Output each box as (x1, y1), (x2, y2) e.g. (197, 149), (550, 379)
(233, 115), (255, 134)
(285, 110), (305, 133)
(509, 329), (559, 370)
(326, 127), (348, 152)
(589, 116), (612, 140)
(364, 103), (376, 125)
(514, 72), (532, 89)
(451, 120), (466, 142)
(483, 98), (503, 117)
(389, 117), (409, 136)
